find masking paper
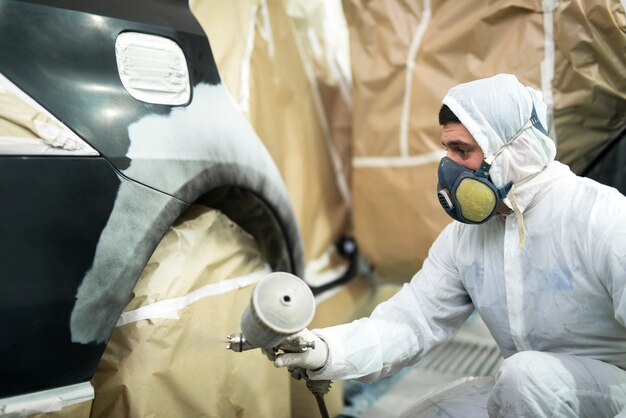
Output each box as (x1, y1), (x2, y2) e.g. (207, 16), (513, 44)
(89, 205), (290, 418)
(190, 0), (353, 282)
(0, 73), (97, 155)
(344, 0), (625, 279)
(552, 0), (626, 173)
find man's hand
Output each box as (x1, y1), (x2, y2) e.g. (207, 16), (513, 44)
(274, 328), (329, 371)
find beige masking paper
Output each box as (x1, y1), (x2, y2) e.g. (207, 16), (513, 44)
(90, 206), (289, 418)
(191, 0), (353, 283)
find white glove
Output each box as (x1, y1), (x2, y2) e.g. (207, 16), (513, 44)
(274, 328), (329, 371)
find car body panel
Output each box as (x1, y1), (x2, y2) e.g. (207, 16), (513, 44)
(0, 0), (304, 399)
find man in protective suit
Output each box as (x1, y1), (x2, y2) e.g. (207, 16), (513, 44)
(271, 74), (626, 417)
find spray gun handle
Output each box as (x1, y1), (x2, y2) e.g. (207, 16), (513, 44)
(225, 331), (330, 418)
(225, 331), (315, 353)
(277, 334), (316, 353)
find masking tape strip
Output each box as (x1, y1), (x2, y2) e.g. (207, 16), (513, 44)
(399, 0), (432, 157)
(332, 54), (353, 110)
(116, 265), (272, 327)
(327, 35), (353, 110)
(540, 0), (557, 143)
(304, 244), (350, 287)
(353, 150), (444, 168)
(292, 17), (353, 211)
(313, 282), (348, 305)
(238, 4), (258, 114)
(306, 263), (349, 288)
(305, 245), (339, 277)
(311, 2), (353, 109)
(0, 382), (94, 415)
(258, 0), (275, 58)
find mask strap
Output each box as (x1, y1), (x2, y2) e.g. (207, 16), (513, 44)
(481, 102), (550, 245)
(508, 164), (548, 248)
(484, 119), (534, 166)
(529, 104), (548, 136)
(483, 103), (547, 166)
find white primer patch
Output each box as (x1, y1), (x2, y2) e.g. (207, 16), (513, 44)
(71, 83), (300, 344)
(123, 83), (285, 194)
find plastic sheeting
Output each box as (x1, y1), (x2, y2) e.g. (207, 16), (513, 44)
(344, 0), (626, 280)
(190, 0), (353, 286)
(89, 205), (289, 418)
(552, 0), (626, 173)
(28, 401), (92, 418)
(344, 0), (545, 280)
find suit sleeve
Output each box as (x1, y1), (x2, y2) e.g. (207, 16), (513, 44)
(592, 191), (626, 329)
(309, 223), (475, 382)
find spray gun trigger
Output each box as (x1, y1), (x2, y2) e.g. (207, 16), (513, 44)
(277, 334), (316, 353)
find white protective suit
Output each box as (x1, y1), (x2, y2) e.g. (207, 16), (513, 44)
(310, 74), (626, 417)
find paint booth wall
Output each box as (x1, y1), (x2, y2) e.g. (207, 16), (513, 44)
(194, 0), (625, 282)
(191, 0), (354, 288)
(187, 6), (376, 416)
(343, 0), (626, 280)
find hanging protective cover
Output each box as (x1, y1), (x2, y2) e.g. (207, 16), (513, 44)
(190, 0), (353, 287)
(89, 205), (289, 418)
(344, 0), (626, 280)
(552, 0), (626, 173)
(343, 0), (546, 279)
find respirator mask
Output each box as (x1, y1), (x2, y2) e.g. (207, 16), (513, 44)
(437, 105), (548, 224)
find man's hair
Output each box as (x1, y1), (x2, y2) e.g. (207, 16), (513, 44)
(438, 104), (460, 125)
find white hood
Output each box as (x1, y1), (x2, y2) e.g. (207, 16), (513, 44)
(442, 74), (560, 213)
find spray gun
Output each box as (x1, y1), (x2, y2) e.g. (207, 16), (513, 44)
(225, 272), (332, 418)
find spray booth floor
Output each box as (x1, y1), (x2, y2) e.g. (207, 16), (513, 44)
(338, 314), (503, 418)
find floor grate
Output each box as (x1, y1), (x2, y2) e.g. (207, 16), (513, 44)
(416, 337), (503, 377)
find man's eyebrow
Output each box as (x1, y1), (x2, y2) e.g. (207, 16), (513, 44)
(442, 140), (473, 148)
